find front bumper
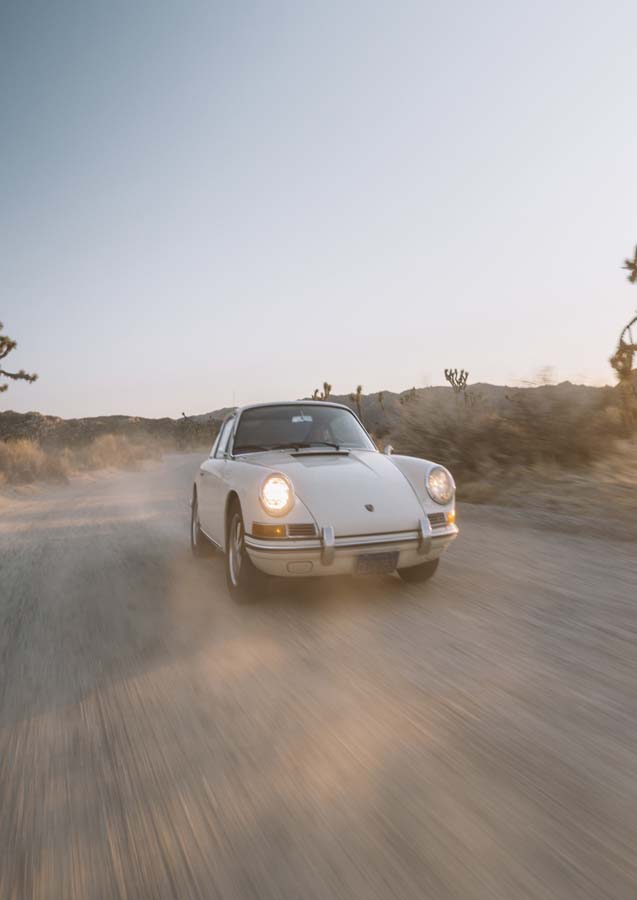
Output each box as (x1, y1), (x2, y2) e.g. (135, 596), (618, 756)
(244, 522), (459, 577)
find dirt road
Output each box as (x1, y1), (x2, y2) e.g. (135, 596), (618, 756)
(1, 455), (635, 899)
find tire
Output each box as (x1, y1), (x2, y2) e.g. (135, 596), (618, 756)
(397, 558), (439, 584)
(191, 490), (215, 558)
(225, 498), (268, 602)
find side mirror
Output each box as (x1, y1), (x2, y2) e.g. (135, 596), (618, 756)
(383, 444), (394, 455)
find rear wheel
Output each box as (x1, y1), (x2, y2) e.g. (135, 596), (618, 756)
(397, 558), (439, 583)
(191, 490), (214, 558)
(225, 498), (268, 602)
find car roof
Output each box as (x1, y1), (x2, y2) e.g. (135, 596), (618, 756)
(235, 400), (353, 415)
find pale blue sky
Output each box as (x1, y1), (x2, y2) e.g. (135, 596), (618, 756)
(2, 0), (637, 418)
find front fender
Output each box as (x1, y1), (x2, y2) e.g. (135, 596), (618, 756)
(389, 454), (455, 513)
(220, 461), (319, 550)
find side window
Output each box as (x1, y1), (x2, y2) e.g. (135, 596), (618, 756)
(214, 418), (234, 458)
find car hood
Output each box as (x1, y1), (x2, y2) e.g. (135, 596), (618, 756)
(244, 450), (425, 536)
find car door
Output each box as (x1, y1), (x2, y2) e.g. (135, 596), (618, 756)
(197, 432), (221, 535)
(198, 416), (234, 544)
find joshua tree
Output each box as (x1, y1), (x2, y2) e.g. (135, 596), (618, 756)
(399, 387), (417, 406)
(610, 313), (637, 425)
(444, 368), (469, 394)
(611, 246), (637, 425)
(622, 245), (637, 284)
(350, 384), (363, 419)
(377, 391), (385, 412)
(610, 317), (637, 378)
(311, 381), (332, 401)
(0, 323), (37, 394)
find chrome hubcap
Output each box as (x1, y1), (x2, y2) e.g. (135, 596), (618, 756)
(229, 514), (243, 587)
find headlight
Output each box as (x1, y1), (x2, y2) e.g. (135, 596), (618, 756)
(259, 473), (294, 516)
(426, 466), (454, 505)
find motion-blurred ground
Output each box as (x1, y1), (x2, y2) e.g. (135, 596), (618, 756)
(1, 455), (636, 899)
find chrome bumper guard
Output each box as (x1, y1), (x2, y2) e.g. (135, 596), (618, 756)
(321, 526), (336, 565)
(418, 517), (433, 555)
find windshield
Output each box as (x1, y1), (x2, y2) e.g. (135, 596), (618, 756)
(233, 405), (375, 454)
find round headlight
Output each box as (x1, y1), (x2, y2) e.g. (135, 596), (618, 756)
(260, 473), (294, 516)
(426, 466), (455, 505)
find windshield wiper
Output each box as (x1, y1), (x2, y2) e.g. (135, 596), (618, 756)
(233, 442), (319, 454)
(232, 443), (281, 454)
(233, 441), (342, 454)
(288, 441), (341, 451)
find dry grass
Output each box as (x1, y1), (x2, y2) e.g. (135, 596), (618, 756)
(394, 387), (628, 488)
(388, 385), (637, 525)
(485, 438), (637, 510)
(0, 434), (165, 486)
(457, 438), (637, 540)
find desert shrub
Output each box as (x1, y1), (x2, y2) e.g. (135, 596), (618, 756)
(0, 434), (165, 485)
(395, 387), (626, 482)
(0, 438), (71, 484)
(75, 434), (162, 471)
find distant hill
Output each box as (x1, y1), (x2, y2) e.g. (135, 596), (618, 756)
(0, 411), (219, 449)
(189, 407), (234, 425)
(0, 381), (617, 448)
(196, 381), (614, 434)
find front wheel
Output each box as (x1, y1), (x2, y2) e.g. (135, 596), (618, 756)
(397, 558), (439, 584)
(225, 499), (268, 602)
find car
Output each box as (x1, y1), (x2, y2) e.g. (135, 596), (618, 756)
(190, 401), (458, 600)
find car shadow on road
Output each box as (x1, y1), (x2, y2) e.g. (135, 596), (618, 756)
(248, 569), (421, 610)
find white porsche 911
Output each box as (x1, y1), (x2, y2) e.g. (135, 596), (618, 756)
(190, 401), (458, 601)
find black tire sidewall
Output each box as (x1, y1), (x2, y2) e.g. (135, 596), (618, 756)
(397, 557), (439, 583)
(191, 491), (212, 558)
(225, 500), (265, 601)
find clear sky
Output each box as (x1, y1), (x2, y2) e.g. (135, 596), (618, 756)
(2, 0), (637, 418)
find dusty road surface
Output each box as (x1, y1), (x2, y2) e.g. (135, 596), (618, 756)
(1, 454), (636, 900)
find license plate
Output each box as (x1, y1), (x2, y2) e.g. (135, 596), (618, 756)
(356, 551), (399, 575)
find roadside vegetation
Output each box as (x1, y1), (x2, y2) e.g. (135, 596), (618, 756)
(0, 416), (217, 487)
(1, 434), (174, 486)
(394, 383), (627, 485)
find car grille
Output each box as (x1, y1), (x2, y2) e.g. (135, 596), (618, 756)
(287, 523), (317, 538)
(427, 512), (448, 529)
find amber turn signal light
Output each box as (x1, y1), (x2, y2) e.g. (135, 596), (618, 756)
(252, 522), (287, 538)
